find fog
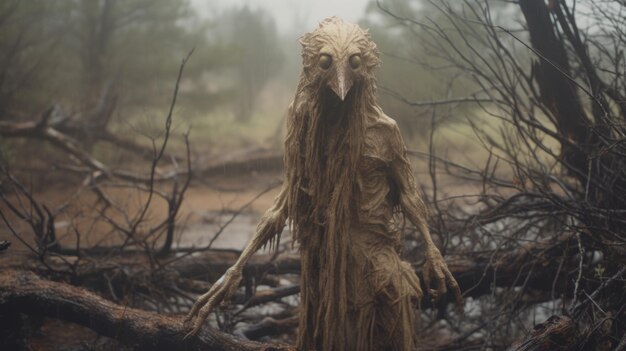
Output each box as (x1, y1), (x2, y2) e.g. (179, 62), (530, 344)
(1, 1), (624, 350)
(191, 0), (370, 33)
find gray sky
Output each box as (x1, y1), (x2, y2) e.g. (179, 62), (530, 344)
(191, 0), (371, 34)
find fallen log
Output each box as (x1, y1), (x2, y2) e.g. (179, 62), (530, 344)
(0, 269), (295, 351)
(197, 148), (283, 178)
(170, 250), (301, 282)
(2, 232), (576, 307)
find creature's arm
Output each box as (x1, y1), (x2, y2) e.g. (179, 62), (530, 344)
(388, 125), (463, 307)
(184, 183), (288, 336)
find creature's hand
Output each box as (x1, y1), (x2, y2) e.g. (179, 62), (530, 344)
(423, 245), (463, 308)
(184, 267), (243, 338)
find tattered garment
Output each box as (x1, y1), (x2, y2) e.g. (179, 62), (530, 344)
(289, 106), (423, 351)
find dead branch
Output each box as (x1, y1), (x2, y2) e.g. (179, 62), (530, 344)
(513, 316), (579, 351)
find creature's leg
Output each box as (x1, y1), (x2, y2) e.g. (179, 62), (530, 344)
(365, 249), (422, 351)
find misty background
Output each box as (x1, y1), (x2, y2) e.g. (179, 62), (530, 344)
(2, 0), (625, 349)
(1, 0), (492, 167)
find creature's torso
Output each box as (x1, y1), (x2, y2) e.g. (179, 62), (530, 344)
(355, 108), (403, 247)
(297, 108), (421, 351)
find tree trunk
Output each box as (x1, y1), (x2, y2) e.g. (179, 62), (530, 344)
(519, 0), (594, 192)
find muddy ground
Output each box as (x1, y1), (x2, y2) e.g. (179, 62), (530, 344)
(0, 158), (481, 350)
(0, 170), (289, 350)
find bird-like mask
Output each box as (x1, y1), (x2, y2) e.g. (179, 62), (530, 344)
(300, 17), (381, 101)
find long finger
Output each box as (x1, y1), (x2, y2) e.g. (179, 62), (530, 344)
(184, 293), (217, 340)
(435, 266), (447, 299)
(444, 269), (463, 310)
(185, 286), (218, 322)
(187, 303), (215, 337)
(191, 286), (226, 334)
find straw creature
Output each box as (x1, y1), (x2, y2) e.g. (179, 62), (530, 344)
(186, 17), (462, 351)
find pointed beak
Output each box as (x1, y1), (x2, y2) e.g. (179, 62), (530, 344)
(328, 64), (353, 101)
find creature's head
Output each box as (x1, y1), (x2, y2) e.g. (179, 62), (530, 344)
(299, 17), (381, 101)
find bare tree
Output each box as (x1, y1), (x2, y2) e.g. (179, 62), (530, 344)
(375, 0), (626, 349)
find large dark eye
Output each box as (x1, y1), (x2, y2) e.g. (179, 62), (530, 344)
(319, 54), (332, 69)
(349, 54), (361, 69)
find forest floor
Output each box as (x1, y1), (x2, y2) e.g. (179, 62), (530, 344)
(1, 171), (284, 351)
(0, 145), (486, 350)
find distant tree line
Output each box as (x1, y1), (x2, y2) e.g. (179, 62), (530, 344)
(0, 0), (284, 156)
